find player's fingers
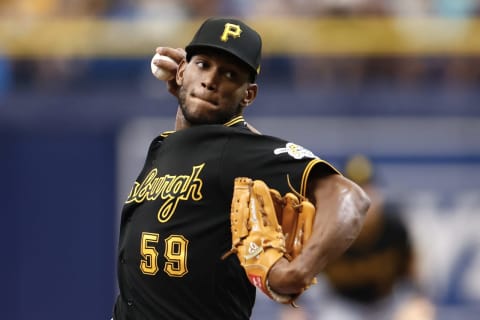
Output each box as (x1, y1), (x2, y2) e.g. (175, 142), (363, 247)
(155, 46), (186, 64)
(153, 62), (177, 81)
(176, 47), (187, 56)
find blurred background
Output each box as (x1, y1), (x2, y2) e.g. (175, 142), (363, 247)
(1, 0), (480, 319)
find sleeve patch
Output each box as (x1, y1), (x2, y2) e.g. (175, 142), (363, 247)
(274, 142), (317, 160)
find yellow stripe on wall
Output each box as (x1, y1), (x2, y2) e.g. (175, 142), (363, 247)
(1, 18), (479, 57)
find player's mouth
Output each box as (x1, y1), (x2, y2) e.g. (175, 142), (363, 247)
(191, 93), (218, 107)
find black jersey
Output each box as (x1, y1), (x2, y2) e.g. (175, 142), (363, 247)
(114, 116), (338, 320)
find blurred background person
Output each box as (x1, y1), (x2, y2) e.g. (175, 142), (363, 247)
(315, 154), (436, 320)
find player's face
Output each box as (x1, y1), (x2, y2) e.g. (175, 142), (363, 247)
(176, 50), (257, 125)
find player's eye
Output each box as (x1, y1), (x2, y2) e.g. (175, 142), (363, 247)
(224, 70), (237, 80)
(196, 61), (206, 69)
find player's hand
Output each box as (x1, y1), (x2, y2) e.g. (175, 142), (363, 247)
(268, 257), (308, 295)
(154, 46), (186, 97)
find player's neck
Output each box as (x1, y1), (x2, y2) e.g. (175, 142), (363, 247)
(175, 107), (191, 131)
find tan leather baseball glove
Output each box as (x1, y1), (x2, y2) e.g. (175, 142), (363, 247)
(222, 177), (316, 304)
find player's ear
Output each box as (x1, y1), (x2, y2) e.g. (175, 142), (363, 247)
(176, 59), (187, 86)
(240, 84), (258, 107)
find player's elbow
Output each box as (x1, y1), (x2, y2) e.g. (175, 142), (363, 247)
(343, 178), (371, 242)
(356, 186), (371, 218)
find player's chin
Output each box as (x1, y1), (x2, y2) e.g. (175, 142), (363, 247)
(184, 99), (224, 122)
(182, 96), (240, 124)
(184, 108), (232, 125)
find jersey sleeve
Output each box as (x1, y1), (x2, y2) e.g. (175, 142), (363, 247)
(220, 130), (340, 197)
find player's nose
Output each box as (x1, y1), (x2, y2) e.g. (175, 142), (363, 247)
(201, 69), (219, 91)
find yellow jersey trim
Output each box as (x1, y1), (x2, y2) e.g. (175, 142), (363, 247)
(160, 131), (175, 138)
(224, 116), (245, 127)
(300, 159), (341, 197)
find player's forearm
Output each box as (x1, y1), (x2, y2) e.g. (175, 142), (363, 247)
(304, 174), (370, 271)
(269, 174), (370, 294)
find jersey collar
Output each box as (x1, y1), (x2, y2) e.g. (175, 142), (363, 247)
(224, 116), (247, 128)
(159, 116), (248, 138)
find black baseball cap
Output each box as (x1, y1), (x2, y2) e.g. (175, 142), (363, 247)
(186, 17), (262, 81)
